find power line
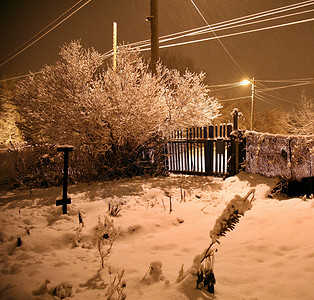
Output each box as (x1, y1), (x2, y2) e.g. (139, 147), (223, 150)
(257, 81), (304, 106)
(189, 0), (248, 77)
(0, 0), (92, 68)
(138, 17), (314, 51)
(256, 94), (286, 109)
(219, 96), (251, 102)
(0, 0), (86, 65)
(210, 85), (247, 92)
(208, 82), (243, 88)
(189, 8), (314, 38)
(154, 7), (314, 47)
(0, 49), (113, 83)
(128, 0), (314, 49)
(1, 1), (313, 82)
(258, 90), (298, 105)
(258, 81), (313, 92)
(0, 72), (41, 83)
(257, 77), (313, 83)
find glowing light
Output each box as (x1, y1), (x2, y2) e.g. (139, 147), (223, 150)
(241, 79), (251, 86)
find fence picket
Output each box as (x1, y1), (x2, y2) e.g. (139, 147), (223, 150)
(165, 114), (241, 176)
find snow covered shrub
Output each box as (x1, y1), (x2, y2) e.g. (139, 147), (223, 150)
(141, 261), (168, 285)
(49, 282), (73, 299)
(108, 202), (122, 217)
(5, 142), (64, 189)
(14, 41), (221, 181)
(33, 280), (73, 299)
(179, 189), (255, 294)
(96, 215), (118, 268)
(106, 268), (126, 300)
(282, 93), (314, 135)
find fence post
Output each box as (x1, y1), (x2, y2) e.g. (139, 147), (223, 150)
(56, 145), (73, 214)
(234, 109), (240, 174)
(229, 109), (240, 176)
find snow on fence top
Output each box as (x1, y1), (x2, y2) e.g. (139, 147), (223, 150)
(245, 131), (314, 180)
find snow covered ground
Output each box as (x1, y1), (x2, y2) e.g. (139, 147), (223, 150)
(0, 172), (313, 300)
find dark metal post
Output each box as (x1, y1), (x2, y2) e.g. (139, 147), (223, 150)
(56, 145), (73, 214)
(232, 109), (239, 175)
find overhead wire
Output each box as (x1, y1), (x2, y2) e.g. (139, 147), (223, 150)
(1, 1), (313, 83)
(207, 81), (244, 88)
(153, 6), (314, 47)
(258, 91), (299, 105)
(258, 81), (313, 92)
(137, 17), (314, 52)
(128, 0), (314, 49)
(219, 96), (251, 102)
(210, 85), (248, 92)
(0, 0), (86, 65)
(256, 81), (303, 106)
(189, 0), (248, 77)
(0, 49), (113, 83)
(256, 94), (287, 109)
(257, 78), (313, 83)
(0, 72), (41, 82)
(0, 0), (92, 68)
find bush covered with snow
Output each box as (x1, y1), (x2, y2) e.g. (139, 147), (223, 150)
(10, 41), (221, 184)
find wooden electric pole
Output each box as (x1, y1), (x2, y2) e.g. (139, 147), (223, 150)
(250, 77), (255, 130)
(113, 22), (117, 70)
(149, 0), (159, 75)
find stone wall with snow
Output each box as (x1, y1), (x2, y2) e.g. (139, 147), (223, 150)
(245, 131), (314, 180)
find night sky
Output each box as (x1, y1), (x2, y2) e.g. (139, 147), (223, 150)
(0, 0), (313, 106)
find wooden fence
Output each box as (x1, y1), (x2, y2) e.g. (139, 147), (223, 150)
(165, 110), (243, 176)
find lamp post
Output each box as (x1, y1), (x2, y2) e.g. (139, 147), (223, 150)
(241, 78), (255, 130)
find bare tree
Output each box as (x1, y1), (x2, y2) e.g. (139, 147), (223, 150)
(283, 93), (314, 135)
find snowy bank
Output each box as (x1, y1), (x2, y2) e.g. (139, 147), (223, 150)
(0, 172), (313, 299)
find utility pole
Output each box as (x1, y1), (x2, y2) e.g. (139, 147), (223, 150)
(149, 0), (159, 75)
(113, 22), (117, 70)
(250, 77), (255, 130)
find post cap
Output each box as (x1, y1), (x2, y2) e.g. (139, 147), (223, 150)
(57, 145), (74, 152)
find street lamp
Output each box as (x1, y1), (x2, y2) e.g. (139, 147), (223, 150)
(241, 78), (255, 130)
(241, 79), (250, 86)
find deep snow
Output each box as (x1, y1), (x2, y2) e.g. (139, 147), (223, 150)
(0, 172), (313, 300)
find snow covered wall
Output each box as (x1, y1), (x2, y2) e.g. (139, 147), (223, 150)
(245, 131), (314, 180)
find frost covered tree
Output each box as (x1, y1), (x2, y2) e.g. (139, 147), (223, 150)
(0, 81), (22, 145)
(14, 41), (221, 180)
(282, 93), (314, 135)
(15, 41), (105, 146)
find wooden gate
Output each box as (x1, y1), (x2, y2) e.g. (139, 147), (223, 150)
(165, 111), (242, 176)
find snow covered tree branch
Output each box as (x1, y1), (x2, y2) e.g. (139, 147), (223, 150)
(13, 41), (221, 181)
(282, 92), (314, 135)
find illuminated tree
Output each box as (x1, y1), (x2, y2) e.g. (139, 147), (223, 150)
(14, 41), (221, 179)
(0, 81), (22, 145)
(282, 93), (314, 135)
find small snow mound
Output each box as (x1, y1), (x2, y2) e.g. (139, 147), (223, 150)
(32, 279), (50, 296)
(141, 188), (168, 205)
(50, 282), (72, 299)
(127, 224), (143, 233)
(32, 280), (72, 299)
(46, 206), (77, 225)
(176, 217), (184, 224)
(142, 261), (167, 285)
